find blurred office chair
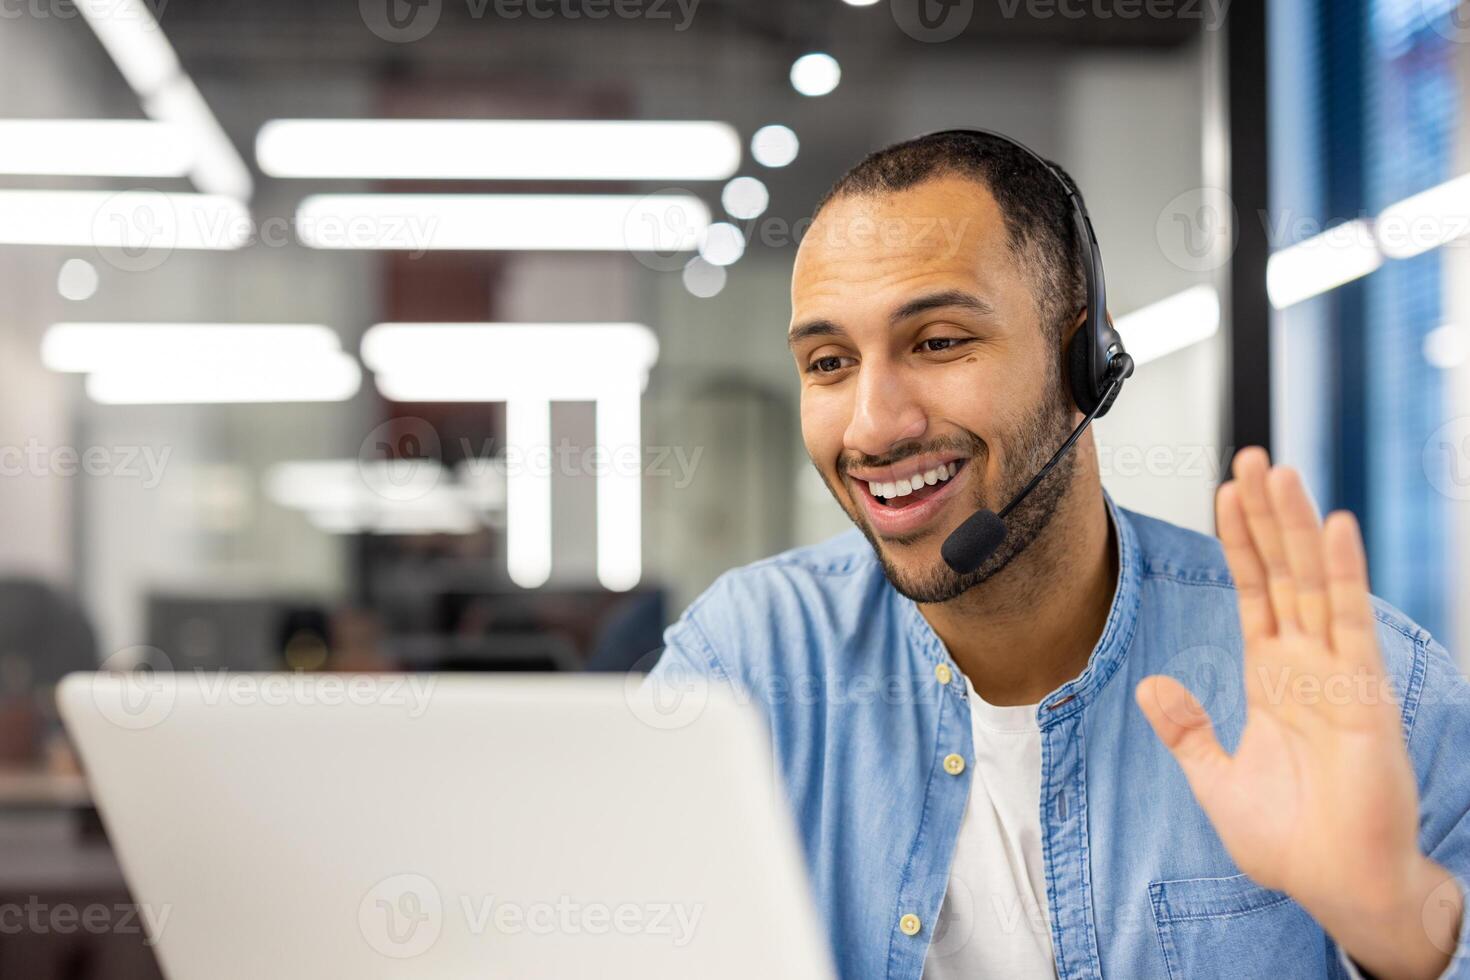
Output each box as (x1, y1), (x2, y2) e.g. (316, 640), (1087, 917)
(0, 579), (98, 766)
(584, 590), (666, 674)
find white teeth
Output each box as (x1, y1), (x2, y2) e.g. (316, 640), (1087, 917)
(868, 463), (962, 500)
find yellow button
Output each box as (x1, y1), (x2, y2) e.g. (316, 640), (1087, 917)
(899, 913), (921, 936)
(943, 753), (966, 776)
(934, 663), (953, 685)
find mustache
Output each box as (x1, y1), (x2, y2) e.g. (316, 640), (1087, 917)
(836, 433), (984, 475)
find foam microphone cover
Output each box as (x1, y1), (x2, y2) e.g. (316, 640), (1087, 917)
(941, 509), (1007, 575)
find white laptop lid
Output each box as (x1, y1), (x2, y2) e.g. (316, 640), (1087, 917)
(58, 672), (836, 980)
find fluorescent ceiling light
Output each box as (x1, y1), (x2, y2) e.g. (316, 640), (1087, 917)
(0, 120), (193, 176)
(751, 125), (799, 168)
(0, 190), (249, 249)
(504, 399), (552, 589)
(75, 0), (251, 200)
(267, 459), (450, 513)
(257, 120), (741, 181)
(790, 53), (841, 97)
(296, 193), (708, 252)
(1376, 172), (1470, 260)
(43, 323), (342, 373)
(361, 322), (658, 401)
(85, 350), (361, 404)
(722, 176), (769, 220)
(1114, 285), (1221, 365)
(362, 322), (659, 591)
(1266, 219), (1381, 309)
(266, 460), (481, 535)
(44, 322), (359, 404)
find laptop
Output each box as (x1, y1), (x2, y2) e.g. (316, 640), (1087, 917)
(58, 671), (836, 980)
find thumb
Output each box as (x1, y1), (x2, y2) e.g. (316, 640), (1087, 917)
(1135, 674), (1230, 782)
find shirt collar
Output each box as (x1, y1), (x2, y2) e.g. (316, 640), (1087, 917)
(900, 491), (1143, 728)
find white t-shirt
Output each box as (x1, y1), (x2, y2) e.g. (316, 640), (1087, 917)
(923, 674), (1058, 979)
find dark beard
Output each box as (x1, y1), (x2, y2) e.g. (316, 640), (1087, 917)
(819, 389), (1077, 604)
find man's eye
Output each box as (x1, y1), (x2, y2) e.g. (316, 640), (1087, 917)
(809, 355), (850, 374)
(919, 337), (967, 353)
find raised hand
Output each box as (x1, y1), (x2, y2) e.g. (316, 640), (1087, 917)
(1135, 447), (1460, 980)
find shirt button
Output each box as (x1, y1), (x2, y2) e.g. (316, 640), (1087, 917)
(934, 663), (953, 685)
(899, 913), (921, 936)
(943, 753), (966, 776)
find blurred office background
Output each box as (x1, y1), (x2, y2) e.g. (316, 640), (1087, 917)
(0, 0), (1467, 975)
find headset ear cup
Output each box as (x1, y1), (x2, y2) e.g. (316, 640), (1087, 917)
(1065, 325), (1098, 416)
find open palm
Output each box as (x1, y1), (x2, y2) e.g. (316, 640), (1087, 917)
(1135, 447), (1421, 919)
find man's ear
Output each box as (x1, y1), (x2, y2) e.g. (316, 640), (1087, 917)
(1059, 307), (1090, 411)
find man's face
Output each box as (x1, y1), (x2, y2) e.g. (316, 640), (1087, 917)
(789, 175), (1076, 602)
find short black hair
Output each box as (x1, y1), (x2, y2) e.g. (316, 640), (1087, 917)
(812, 130), (1088, 341)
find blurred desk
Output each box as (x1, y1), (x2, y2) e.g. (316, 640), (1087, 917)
(0, 770), (91, 809)
(0, 773), (163, 980)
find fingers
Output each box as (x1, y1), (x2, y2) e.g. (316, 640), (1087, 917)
(1323, 510), (1382, 672)
(1231, 447), (1300, 634)
(1265, 467), (1332, 644)
(1216, 481), (1275, 642)
(1135, 675), (1229, 783)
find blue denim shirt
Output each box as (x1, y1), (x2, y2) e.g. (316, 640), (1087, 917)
(649, 499), (1470, 980)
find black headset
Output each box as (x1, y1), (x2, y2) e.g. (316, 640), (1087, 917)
(924, 128), (1133, 417)
(920, 129), (1137, 574)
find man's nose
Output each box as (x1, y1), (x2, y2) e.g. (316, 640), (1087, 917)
(843, 362), (927, 458)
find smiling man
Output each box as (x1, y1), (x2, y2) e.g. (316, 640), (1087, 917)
(646, 130), (1470, 979)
